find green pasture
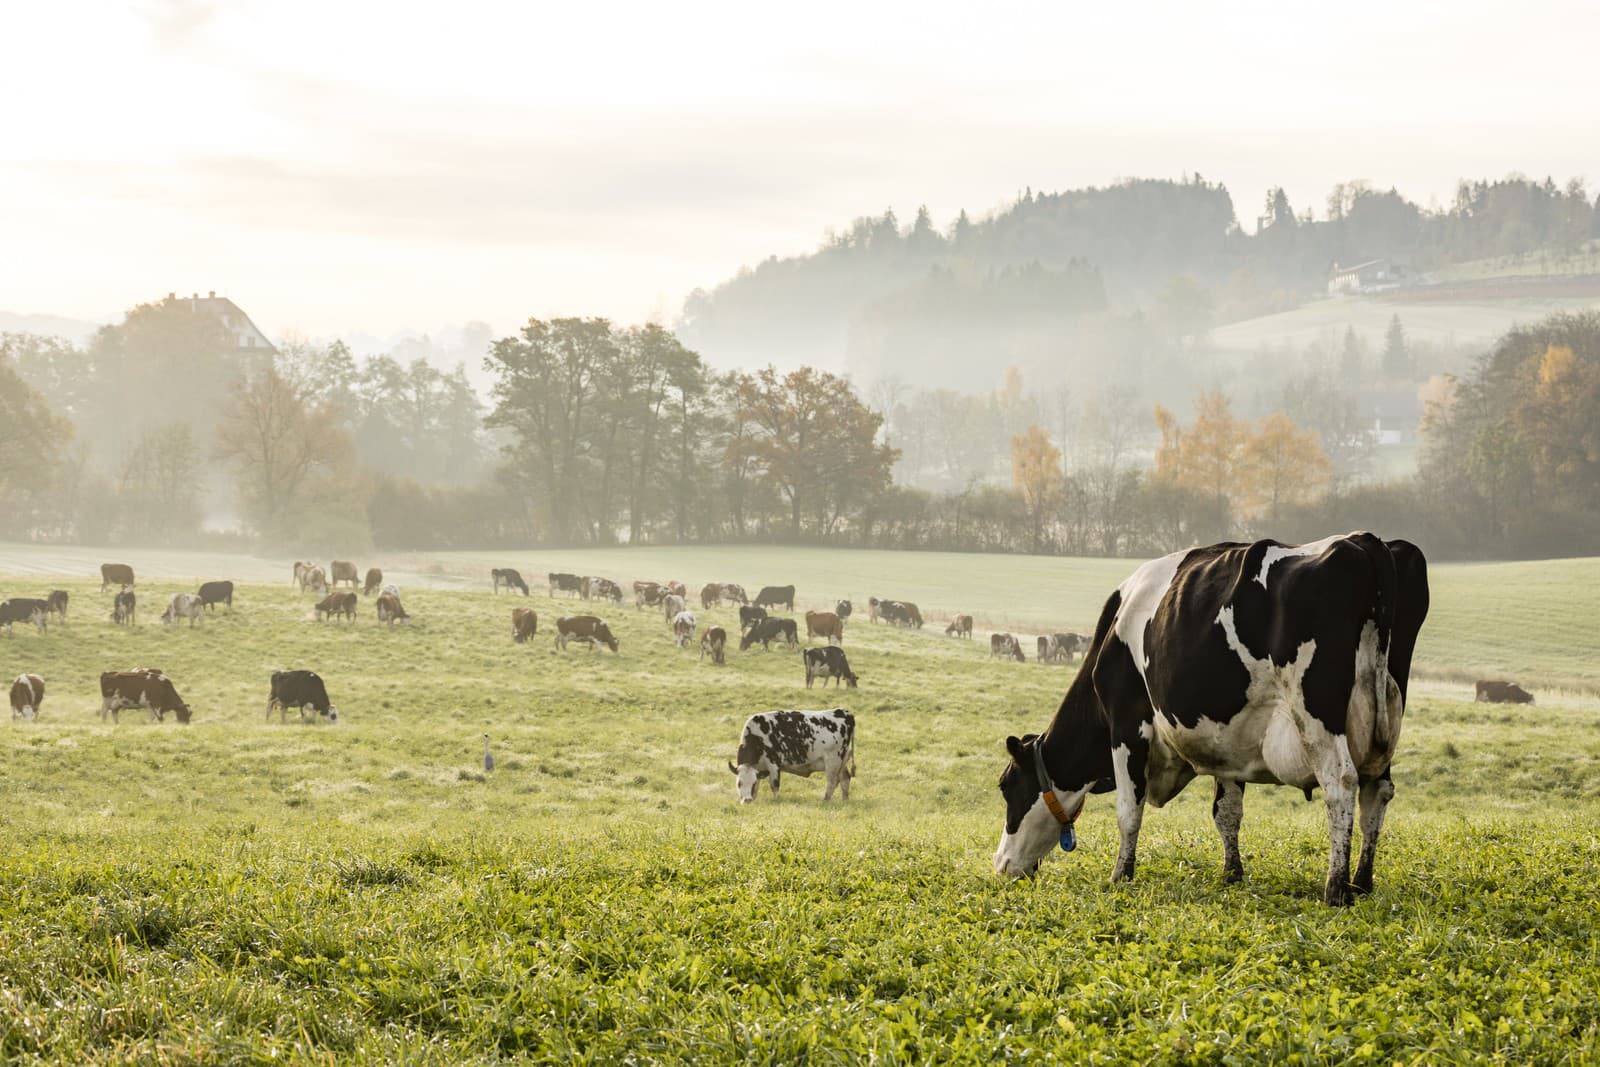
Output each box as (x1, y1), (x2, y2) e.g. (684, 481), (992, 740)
(0, 550), (1597, 1062)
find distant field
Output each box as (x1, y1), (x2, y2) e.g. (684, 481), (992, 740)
(0, 567), (1596, 1061)
(7, 542), (1598, 693)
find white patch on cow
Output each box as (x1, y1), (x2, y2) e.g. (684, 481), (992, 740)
(992, 782), (1092, 880)
(1109, 743), (1145, 879)
(1253, 534), (1342, 588)
(1114, 549), (1185, 676)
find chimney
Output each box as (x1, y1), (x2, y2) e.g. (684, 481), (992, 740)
(208, 290), (216, 299)
(167, 292), (175, 300)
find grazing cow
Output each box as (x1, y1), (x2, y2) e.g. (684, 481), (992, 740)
(293, 561), (314, 588)
(197, 580), (234, 611)
(330, 560), (359, 589)
(113, 590), (136, 626)
(720, 583), (750, 605)
(805, 610), (844, 645)
(739, 605), (768, 634)
(803, 646), (858, 689)
(1038, 632), (1088, 663)
(512, 607), (539, 643)
(741, 616), (799, 651)
(0, 598), (49, 635)
(10, 673), (44, 721)
(45, 590), (69, 621)
(492, 567), (530, 595)
(161, 593), (204, 627)
(888, 601), (924, 628)
(990, 633), (1025, 662)
(584, 577), (623, 603)
(364, 568), (384, 596)
(666, 581), (687, 598)
(100, 669), (191, 724)
(376, 592), (410, 626)
(267, 669), (338, 723)
(946, 614), (974, 639)
(672, 610), (697, 648)
(634, 580), (666, 608)
(555, 615), (619, 653)
(700, 583), (722, 609)
(100, 563), (135, 591)
(380, 583), (400, 597)
(303, 566), (328, 595)
(700, 626), (727, 665)
(1475, 679), (1534, 704)
(992, 534), (1429, 907)
(755, 585), (795, 611)
(836, 599), (852, 621)
(549, 572), (583, 597)
(729, 709), (855, 803)
(315, 591), (358, 622)
(662, 594), (687, 624)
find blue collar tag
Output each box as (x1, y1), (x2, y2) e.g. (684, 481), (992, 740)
(1059, 826), (1077, 853)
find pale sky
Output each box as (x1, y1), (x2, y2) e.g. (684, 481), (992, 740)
(4, 0), (1598, 341)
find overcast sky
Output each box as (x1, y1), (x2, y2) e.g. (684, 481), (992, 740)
(4, 0), (1597, 341)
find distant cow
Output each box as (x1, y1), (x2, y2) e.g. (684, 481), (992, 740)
(946, 614), (974, 639)
(45, 590), (68, 621)
(1475, 679), (1535, 704)
(700, 626), (727, 665)
(197, 580), (234, 611)
(380, 583), (400, 597)
(315, 591), (358, 622)
(555, 615), (619, 653)
(805, 610), (844, 645)
(673, 610), (698, 648)
(803, 646), (858, 689)
(720, 583), (750, 605)
(303, 566), (328, 595)
(1039, 632), (1088, 663)
(885, 601), (924, 628)
(113, 590), (136, 626)
(584, 577), (623, 603)
(512, 607), (539, 643)
(665, 581), (687, 599)
(741, 616), (799, 651)
(100, 669), (190, 724)
(634, 580), (666, 608)
(835, 599), (852, 621)
(364, 568), (384, 596)
(700, 583), (722, 609)
(754, 585), (795, 611)
(493, 568), (530, 595)
(330, 560), (359, 589)
(376, 592), (410, 626)
(549, 572), (583, 597)
(10, 673), (44, 720)
(293, 561), (314, 588)
(662, 594), (687, 623)
(739, 605), (768, 633)
(0, 598), (49, 635)
(990, 633), (1025, 662)
(729, 709), (855, 804)
(100, 563), (135, 591)
(267, 669), (338, 723)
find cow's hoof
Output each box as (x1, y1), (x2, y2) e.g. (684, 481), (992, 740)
(1323, 881), (1355, 906)
(1221, 864), (1244, 885)
(1351, 874), (1375, 895)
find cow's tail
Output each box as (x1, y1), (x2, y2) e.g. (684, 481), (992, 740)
(1352, 532), (1398, 746)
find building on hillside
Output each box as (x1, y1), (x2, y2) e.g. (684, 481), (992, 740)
(1327, 259), (1403, 295)
(1356, 387), (1421, 445)
(167, 291), (276, 354)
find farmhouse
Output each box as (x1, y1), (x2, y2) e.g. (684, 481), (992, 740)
(1327, 258), (1404, 295)
(167, 291), (276, 355)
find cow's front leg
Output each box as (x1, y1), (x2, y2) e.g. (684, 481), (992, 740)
(1212, 779), (1246, 883)
(1316, 735), (1360, 905)
(769, 770), (781, 801)
(1110, 736), (1147, 883)
(1352, 769), (1395, 895)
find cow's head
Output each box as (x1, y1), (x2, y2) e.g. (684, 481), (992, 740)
(844, 671), (859, 688)
(174, 703), (193, 725)
(993, 734), (1088, 880)
(324, 705), (340, 723)
(728, 760), (765, 803)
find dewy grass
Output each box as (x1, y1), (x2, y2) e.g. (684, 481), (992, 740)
(0, 558), (1597, 1062)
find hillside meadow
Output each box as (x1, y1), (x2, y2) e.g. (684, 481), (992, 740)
(0, 546), (1597, 1062)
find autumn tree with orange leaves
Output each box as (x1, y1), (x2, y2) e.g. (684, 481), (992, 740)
(1010, 424), (1063, 552)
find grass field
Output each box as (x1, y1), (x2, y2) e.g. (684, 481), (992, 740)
(1, 547), (1598, 1061)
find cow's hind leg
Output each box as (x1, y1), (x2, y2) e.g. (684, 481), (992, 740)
(1109, 738), (1147, 883)
(1352, 769), (1395, 895)
(1315, 735), (1360, 906)
(1212, 779), (1246, 883)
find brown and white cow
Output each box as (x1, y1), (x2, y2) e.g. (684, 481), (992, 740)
(293, 561), (315, 589)
(161, 592), (204, 627)
(700, 625), (727, 665)
(364, 568), (384, 596)
(100, 563), (135, 591)
(315, 591), (358, 622)
(662, 594), (687, 624)
(672, 610), (697, 648)
(555, 615), (619, 653)
(805, 610), (844, 645)
(945, 614), (974, 639)
(666, 580), (687, 599)
(376, 592), (410, 626)
(1475, 679), (1534, 704)
(303, 566), (329, 595)
(700, 583), (722, 609)
(10, 673), (44, 720)
(633, 580), (666, 609)
(990, 633), (1025, 662)
(100, 669), (191, 724)
(512, 607), (539, 643)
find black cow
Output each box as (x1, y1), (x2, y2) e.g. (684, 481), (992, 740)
(739, 605), (768, 633)
(0, 598), (49, 635)
(197, 580), (234, 611)
(741, 616), (799, 651)
(267, 670), (338, 723)
(754, 585), (795, 611)
(45, 590), (68, 620)
(803, 646), (858, 688)
(994, 533), (1429, 906)
(549, 572), (583, 597)
(493, 568), (530, 595)
(113, 590), (136, 625)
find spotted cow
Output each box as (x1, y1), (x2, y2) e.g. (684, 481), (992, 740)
(10, 673), (44, 721)
(729, 709), (856, 804)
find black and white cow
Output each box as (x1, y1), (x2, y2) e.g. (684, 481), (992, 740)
(0, 598), (49, 635)
(728, 709), (856, 804)
(803, 646), (858, 688)
(740, 616), (798, 651)
(267, 670), (339, 723)
(994, 533), (1428, 906)
(738, 605), (768, 634)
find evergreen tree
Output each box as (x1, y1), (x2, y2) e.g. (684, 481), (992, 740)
(1382, 315), (1411, 379)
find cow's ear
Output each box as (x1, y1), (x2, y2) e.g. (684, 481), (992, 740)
(1005, 735), (1025, 762)
(727, 761), (738, 775)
